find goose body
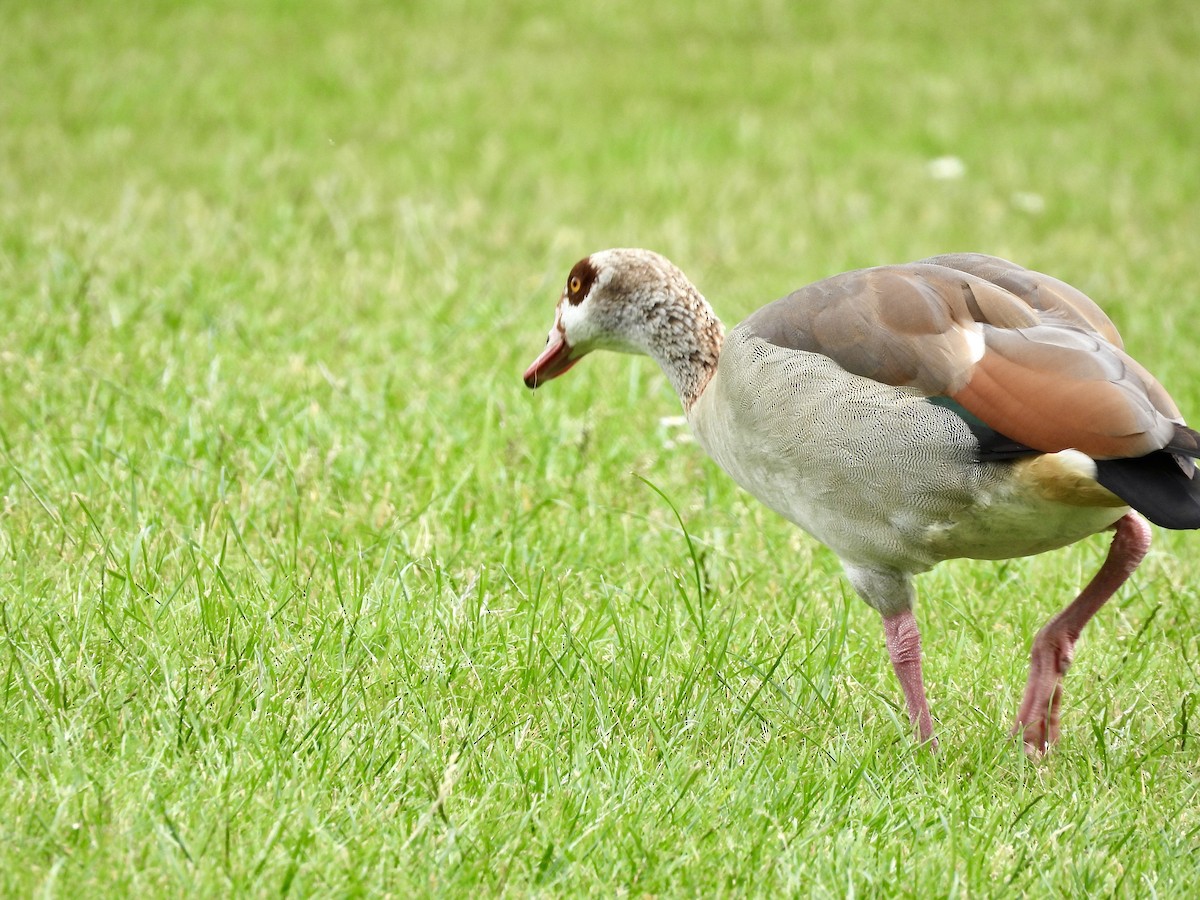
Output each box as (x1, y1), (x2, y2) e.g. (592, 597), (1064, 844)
(523, 248), (1200, 751)
(690, 325), (1127, 583)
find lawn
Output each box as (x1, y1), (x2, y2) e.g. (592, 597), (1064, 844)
(2, 0), (1200, 895)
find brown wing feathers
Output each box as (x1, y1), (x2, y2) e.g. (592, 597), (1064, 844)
(747, 267), (980, 395)
(746, 255), (1200, 528)
(920, 253), (1125, 346)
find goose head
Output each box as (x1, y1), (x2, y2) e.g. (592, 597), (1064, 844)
(523, 248), (725, 407)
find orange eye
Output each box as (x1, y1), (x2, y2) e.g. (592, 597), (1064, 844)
(569, 276), (582, 294)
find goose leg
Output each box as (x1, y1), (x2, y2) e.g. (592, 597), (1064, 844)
(844, 565), (937, 747)
(883, 609), (937, 747)
(1013, 512), (1152, 754)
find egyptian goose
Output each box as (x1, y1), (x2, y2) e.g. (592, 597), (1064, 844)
(523, 249), (1200, 752)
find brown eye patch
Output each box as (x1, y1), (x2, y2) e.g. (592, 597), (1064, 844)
(565, 258), (598, 305)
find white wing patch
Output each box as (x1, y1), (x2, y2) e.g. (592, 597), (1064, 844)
(961, 324), (986, 365)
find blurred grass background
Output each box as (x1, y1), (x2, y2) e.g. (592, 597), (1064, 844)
(2, 0), (1199, 895)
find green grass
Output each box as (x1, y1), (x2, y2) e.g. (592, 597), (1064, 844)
(3, 0), (1200, 895)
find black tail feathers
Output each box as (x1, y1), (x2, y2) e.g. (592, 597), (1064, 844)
(1096, 448), (1200, 530)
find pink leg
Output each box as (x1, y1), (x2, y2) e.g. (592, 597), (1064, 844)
(883, 609), (937, 748)
(1013, 513), (1152, 754)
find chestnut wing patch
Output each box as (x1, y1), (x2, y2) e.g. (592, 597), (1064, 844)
(949, 324), (1177, 458)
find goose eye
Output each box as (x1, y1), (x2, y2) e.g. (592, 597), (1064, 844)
(569, 276), (582, 294)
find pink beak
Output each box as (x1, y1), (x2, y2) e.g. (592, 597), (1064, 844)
(523, 328), (579, 388)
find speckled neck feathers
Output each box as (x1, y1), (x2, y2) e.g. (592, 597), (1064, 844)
(580, 249), (725, 409)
